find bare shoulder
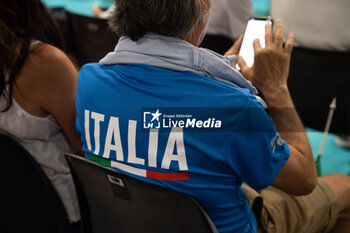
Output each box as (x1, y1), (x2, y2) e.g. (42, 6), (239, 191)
(14, 43), (78, 115)
(19, 43), (78, 94)
(27, 43), (78, 82)
(13, 43), (82, 152)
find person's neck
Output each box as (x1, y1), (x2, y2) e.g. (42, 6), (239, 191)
(175, 33), (200, 47)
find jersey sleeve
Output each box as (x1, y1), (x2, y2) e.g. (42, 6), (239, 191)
(226, 96), (290, 190)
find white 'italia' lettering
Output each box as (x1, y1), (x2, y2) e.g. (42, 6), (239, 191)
(84, 110), (92, 151)
(127, 120), (145, 165)
(161, 128), (188, 171)
(148, 129), (159, 167)
(85, 111), (188, 172)
(91, 112), (104, 154)
(102, 116), (124, 161)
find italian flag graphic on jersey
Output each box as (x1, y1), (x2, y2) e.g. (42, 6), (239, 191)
(89, 153), (189, 181)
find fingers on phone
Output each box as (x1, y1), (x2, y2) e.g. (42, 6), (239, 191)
(232, 34), (244, 54)
(285, 32), (295, 54)
(236, 55), (248, 72)
(274, 20), (284, 48)
(253, 39), (262, 52)
(265, 23), (273, 47)
(224, 34), (243, 56)
(236, 34), (244, 47)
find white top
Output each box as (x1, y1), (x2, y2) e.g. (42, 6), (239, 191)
(0, 41), (80, 222)
(206, 0), (254, 40)
(270, 0), (350, 51)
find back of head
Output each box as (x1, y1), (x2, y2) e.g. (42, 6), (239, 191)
(0, 0), (64, 111)
(109, 0), (203, 41)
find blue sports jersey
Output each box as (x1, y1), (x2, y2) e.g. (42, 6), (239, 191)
(76, 63), (290, 233)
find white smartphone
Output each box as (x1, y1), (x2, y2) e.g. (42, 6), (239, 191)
(236, 17), (273, 70)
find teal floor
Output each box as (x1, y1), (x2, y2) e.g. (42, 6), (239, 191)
(42, 0), (114, 16)
(42, 0), (349, 176)
(43, 0), (271, 17)
(307, 128), (350, 176)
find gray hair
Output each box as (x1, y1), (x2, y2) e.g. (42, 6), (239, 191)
(109, 0), (204, 41)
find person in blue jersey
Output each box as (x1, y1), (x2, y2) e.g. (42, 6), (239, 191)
(75, 0), (350, 232)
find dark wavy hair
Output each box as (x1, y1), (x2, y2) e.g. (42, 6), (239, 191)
(109, 0), (203, 41)
(0, 0), (65, 112)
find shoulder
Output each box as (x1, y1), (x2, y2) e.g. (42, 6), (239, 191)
(11, 43), (78, 116)
(16, 43), (78, 107)
(77, 63), (104, 86)
(22, 43), (77, 91)
(28, 43), (77, 80)
(79, 63), (102, 75)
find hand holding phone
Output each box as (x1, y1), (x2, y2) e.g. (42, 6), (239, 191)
(236, 20), (295, 97)
(236, 17), (273, 70)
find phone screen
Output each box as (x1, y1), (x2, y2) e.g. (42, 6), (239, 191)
(236, 17), (273, 70)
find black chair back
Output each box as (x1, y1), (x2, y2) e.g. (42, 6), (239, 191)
(65, 153), (218, 233)
(67, 11), (118, 67)
(0, 132), (73, 233)
(49, 7), (76, 56)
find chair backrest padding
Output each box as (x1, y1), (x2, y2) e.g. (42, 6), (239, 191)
(0, 133), (72, 233)
(65, 153), (217, 233)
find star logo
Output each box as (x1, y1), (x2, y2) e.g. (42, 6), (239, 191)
(143, 109), (162, 129)
(150, 109), (162, 122)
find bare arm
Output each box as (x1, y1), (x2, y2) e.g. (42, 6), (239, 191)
(41, 46), (83, 155)
(17, 44), (83, 155)
(237, 21), (317, 195)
